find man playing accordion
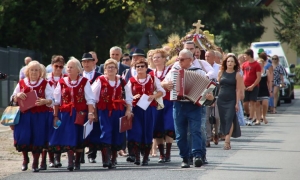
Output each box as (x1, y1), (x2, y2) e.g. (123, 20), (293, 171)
(162, 49), (214, 168)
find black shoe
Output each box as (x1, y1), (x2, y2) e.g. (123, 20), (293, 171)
(49, 162), (55, 168)
(32, 168), (39, 173)
(22, 164), (28, 171)
(126, 156), (135, 162)
(181, 158), (190, 168)
(74, 163), (80, 170)
(134, 159), (140, 165)
(54, 161), (62, 168)
(202, 156), (208, 164)
(88, 158), (96, 163)
(110, 162), (116, 169)
(67, 165), (74, 171)
(142, 160), (148, 166)
(194, 157), (203, 167)
(189, 157), (193, 165)
(158, 156), (165, 163)
(80, 159), (85, 164)
(165, 157), (170, 162)
(39, 164), (47, 170)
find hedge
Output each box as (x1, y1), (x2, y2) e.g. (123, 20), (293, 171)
(294, 65), (300, 85)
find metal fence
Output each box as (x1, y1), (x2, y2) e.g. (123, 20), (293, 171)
(0, 47), (42, 108)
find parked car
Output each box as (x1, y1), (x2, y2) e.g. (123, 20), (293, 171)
(279, 72), (294, 103)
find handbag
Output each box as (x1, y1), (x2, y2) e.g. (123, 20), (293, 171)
(1, 100), (20, 126)
(209, 107), (216, 125)
(74, 111), (86, 126)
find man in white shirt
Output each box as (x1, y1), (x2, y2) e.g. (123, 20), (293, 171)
(81, 52), (102, 164)
(163, 49), (214, 168)
(205, 50), (221, 147)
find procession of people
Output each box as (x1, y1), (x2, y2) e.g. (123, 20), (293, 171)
(8, 27), (283, 172)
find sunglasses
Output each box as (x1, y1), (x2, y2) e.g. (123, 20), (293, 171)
(135, 65), (145, 68)
(272, 58), (278, 60)
(106, 66), (116, 70)
(54, 65), (64, 69)
(122, 58), (131, 61)
(177, 58), (190, 62)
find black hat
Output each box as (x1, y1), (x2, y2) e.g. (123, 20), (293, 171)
(132, 48), (145, 57)
(82, 53), (94, 61)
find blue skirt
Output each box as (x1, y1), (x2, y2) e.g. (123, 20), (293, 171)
(98, 109), (125, 151)
(48, 108), (85, 152)
(153, 100), (175, 139)
(127, 106), (157, 146)
(14, 111), (48, 153)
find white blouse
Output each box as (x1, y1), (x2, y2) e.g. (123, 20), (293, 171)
(125, 74), (166, 97)
(91, 75), (133, 105)
(53, 77), (95, 106)
(11, 78), (54, 107)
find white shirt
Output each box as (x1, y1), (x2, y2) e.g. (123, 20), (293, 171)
(210, 63), (221, 81)
(173, 59), (215, 79)
(91, 75), (133, 105)
(83, 70), (95, 81)
(165, 64), (206, 82)
(11, 78), (54, 107)
(53, 77), (95, 106)
(125, 74), (166, 97)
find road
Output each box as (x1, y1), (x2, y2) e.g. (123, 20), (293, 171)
(3, 90), (300, 180)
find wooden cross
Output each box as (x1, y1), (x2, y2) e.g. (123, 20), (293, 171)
(193, 20), (205, 34)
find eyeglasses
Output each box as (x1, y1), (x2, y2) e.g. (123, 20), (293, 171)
(54, 65), (64, 69)
(152, 56), (162, 59)
(135, 65), (145, 68)
(105, 66), (116, 70)
(177, 58), (190, 62)
(122, 58), (130, 61)
(272, 58), (278, 60)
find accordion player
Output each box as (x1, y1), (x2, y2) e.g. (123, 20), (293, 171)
(168, 69), (216, 106)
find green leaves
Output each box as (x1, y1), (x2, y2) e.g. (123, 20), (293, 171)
(273, 0), (300, 53)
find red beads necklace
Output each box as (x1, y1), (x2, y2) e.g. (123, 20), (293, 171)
(28, 78), (40, 86)
(51, 73), (62, 84)
(68, 75), (80, 86)
(137, 75), (148, 85)
(155, 66), (165, 80)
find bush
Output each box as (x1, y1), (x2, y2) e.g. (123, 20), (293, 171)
(294, 65), (300, 85)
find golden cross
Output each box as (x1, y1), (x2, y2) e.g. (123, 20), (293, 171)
(193, 20), (205, 34)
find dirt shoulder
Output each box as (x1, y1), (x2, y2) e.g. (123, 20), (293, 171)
(0, 130), (22, 179)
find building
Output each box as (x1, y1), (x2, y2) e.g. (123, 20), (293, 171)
(257, 0), (299, 65)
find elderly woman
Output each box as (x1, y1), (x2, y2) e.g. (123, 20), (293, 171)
(150, 49), (175, 163)
(49, 57), (95, 171)
(11, 61), (54, 172)
(39, 55), (65, 170)
(126, 59), (165, 166)
(92, 59), (132, 169)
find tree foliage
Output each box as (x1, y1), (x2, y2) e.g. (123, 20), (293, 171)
(273, 0), (300, 53)
(0, 0), (271, 64)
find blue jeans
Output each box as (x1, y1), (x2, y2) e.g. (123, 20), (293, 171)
(188, 106), (206, 158)
(173, 102), (204, 159)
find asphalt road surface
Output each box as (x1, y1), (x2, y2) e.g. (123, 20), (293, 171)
(3, 90), (300, 180)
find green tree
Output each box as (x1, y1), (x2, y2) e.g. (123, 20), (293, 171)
(273, 0), (300, 53)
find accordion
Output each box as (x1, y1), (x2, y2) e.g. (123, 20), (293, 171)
(170, 69), (216, 106)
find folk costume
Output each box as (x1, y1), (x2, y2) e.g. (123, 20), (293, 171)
(126, 74), (165, 165)
(82, 70), (102, 163)
(50, 76), (95, 171)
(92, 75), (131, 168)
(150, 65), (175, 162)
(39, 73), (64, 170)
(11, 78), (54, 172)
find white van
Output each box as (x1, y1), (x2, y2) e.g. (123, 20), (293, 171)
(250, 41), (294, 74)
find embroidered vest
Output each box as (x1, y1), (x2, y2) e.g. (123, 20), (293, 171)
(19, 79), (48, 113)
(59, 78), (88, 112)
(149, 67), (171, 101)
(130, 75), (156, 107)
(97, 76), (126, 111)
